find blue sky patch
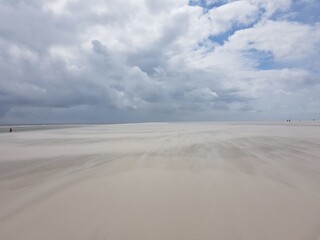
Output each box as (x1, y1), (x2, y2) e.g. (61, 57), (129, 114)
(189, 0), (227, 12)
(244, 49), (276, 70)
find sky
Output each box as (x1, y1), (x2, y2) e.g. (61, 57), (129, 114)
(0, 0), (319, 124)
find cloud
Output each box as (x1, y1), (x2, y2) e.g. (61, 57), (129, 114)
(207, 0), (260, 34)
(225, 20), (320, 64)
(184, 88), (218, 102)
(0, 0), (319, 123)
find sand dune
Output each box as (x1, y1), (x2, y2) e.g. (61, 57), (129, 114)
(0, 122), (320, 240)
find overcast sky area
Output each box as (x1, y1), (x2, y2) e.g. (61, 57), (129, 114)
(0, 0), (319, 124)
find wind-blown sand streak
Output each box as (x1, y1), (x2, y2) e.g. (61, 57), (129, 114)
(0, 122), (320, 240)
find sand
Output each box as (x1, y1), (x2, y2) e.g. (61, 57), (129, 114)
(0, 122), (320, 240)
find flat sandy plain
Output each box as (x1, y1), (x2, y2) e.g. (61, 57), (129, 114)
(0, 122), (320, 240)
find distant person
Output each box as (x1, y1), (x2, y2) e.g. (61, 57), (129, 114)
(9, 128), (12, 133)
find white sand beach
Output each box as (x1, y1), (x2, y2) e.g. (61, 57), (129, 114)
(0, 122), (320, 240)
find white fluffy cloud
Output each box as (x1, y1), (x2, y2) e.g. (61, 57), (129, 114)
(0, 0), (319, 123)
(225, 20), (320, 63)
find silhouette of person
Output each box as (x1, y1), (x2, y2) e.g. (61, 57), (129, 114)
(9, 128), (12, 133)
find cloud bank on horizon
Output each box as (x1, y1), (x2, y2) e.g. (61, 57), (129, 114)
(0, 0), (319, 123)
